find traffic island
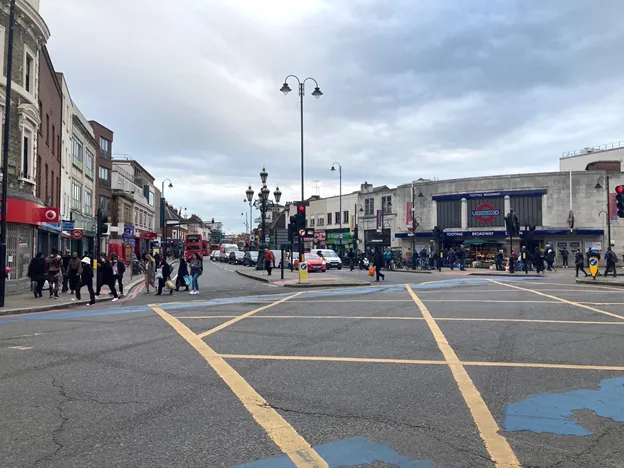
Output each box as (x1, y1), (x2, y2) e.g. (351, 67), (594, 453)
(236, 268), (370, 288)
(575, 277), (624, 288)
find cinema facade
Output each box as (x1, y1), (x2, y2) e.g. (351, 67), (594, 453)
(391, 169), (623, 262)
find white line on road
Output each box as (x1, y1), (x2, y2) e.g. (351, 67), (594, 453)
(8, 346), (33, 350)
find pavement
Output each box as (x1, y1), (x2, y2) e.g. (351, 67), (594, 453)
(235, 265), (371, 288)
(2, 262), (624, 467)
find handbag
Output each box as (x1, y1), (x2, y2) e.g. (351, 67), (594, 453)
(368, 266), (375, 277)
(166, 279), (175, 290)
(156, 267), (163, 279)
(43, 279), (50, 289)
(183, 275), (192, 287)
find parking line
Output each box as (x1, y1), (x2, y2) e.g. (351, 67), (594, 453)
(490, 280), (624, 321)
(196, 292), (301, 339)
(406, 284), (520, 467)
(220, 353), (624, 372)
(151, 305), (328, 468)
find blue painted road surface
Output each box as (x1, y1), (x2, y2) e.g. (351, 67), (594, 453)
(504, 376), (624, 436)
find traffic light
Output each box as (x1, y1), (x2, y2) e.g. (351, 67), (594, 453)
(616, 185), (624, 218)
(98, 212), (109, 235)
(211, 218), (215, 224)
(295, 203), (306, 232)
(288, 215), (297, 242)
(433, 226), (443, 244)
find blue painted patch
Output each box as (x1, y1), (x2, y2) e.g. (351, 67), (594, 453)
(504, 376), (624, 435)
(232, 437), (437, 467)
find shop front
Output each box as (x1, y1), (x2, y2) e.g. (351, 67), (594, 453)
(135, 229), (157, 256)
(364, 228), (391, 256)
(37, 222), (62, 254)
(70, 211), (96, 256)
(325, 229), (352, 255)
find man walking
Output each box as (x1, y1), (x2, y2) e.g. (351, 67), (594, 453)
(575, 250), (588, 278)
(373, 247), (385, 282)
(45, 250), (63, 298)
(604, 247), (618, 278)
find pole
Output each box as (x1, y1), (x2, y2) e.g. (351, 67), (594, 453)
(95, 208), (102, 290)
(353, 203), (357, 257)
(257, 197), (266, 270)
(339, 165), (342, 256)
(0, 0), (16, 308)
(299, 83), (305, 263)
(411, 182), (416, 269)
(606, 175), (612, 249)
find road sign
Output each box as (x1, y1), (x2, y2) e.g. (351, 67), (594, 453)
(71, 229), (84, 240)
(299, 229), (306, 237)
(298, 262), (308, 282)
(130, 239), (136, 247)
(589, 256), (599, 279)
(338, 233), (343, 239)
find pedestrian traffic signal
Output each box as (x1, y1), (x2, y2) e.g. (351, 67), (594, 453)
(616, 185), (624, 218)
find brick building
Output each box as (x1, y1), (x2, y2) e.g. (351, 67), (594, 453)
(89, 120), (113, 254)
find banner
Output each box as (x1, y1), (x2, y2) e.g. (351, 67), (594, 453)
(406, 202), (413, 224)
(349, 214), (355, 230)
(376, 210), (382, 232)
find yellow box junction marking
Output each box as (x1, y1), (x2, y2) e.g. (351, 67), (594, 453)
(405, 284), (520, 468)
(489, 280), (624, 321)
(197, 292), (301, 339)
(151, 305), (328, 468)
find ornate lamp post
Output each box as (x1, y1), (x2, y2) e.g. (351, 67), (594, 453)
(246, 167), (281, 270)
(595, 175), (612, 249)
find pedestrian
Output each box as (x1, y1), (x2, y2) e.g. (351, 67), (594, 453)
(75, 256), (96, 305)
(520, 246), (529, 274)
(27, 252), (46, 298)
(448, 248), (457, 271)
(457, 245), (466, 271)
(61, 249), (71, 293)
(373, 247), (385, 282)
(383, 248), (392, 269)
(495, 250), (504, 271)
(263, 248), (275, 275)
(144, 254), (156, 293)
(348, 249), (355, 271)
(604, 247), (618, 278)
(175, 257), (190, 292)
(561, 247), (569, 268)
(96, 254), (119, 301)
(508, 250), (516, 274)
(574, 250), (588, 278)
(111, 254), (126, 296)
(546, 248), (556, 271)
(155, 258), (173, 296)
(45, 249), (63, 298)
(67, 252), (83, 294)
(189, 253), (203, 294)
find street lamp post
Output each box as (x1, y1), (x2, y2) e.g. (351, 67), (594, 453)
(595, 175), (612, 249)
(353, 203), (363, 262)
(160, 179), (173, 257)
(330, 162), (342, 255)
(410, 182), (424, 269)
(246, 168), (281, 270)
(0, 0), (17, 308)
(381, 199), (392, 249)
(280, 74), (323, 262)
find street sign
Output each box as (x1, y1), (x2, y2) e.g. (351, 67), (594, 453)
(589, 256), (599, 279)
(130, 239), (136, 247)
(305, 227), (314, 237)
(299, 229), (306, 237)
(61, 220), (75, 231)
(71, 229), (84, 240)
(298, 262), (308, 282)
(338, 233), (343, 239)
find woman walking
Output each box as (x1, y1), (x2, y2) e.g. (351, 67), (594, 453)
(189, 253), (203, 294)
(175, 257), (189, 292)
(155, 258), (173, 296)
(144, 254), (156, 293)
(96, 253), (119, 301)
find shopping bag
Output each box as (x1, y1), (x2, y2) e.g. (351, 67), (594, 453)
(368, 266), (375, 277)
(156, 268), (163, 279)
(183, 275), (192, 287)
(43, 280), (50, 290)
(166, 279), (175, 290)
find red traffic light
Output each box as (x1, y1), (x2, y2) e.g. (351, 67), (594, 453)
(298, 205), (305, 212)
(616, 185), (624, 194)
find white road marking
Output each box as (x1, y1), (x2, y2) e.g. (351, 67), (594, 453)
(14, 333), (44, 338)
(8, 346), (33, 350)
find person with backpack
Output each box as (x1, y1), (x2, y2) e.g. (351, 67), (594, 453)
(604, 247), (618, 278)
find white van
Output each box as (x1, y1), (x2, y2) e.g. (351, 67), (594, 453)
(315, 249), (342, 269)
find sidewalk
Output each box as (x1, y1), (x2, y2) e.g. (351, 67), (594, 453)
(0, 276), (144, 316)
(576, 276), (624, 288)
(236, 268), (371, 288)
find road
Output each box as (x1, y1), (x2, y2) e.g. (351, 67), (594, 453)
(1, 259), (624, 467)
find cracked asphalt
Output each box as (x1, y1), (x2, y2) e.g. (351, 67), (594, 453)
(1, 268), (624, 467)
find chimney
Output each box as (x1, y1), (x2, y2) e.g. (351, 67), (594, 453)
(360, 181), (373, 193)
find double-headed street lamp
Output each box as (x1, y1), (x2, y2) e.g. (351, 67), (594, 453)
(330, 162), (342, 254)
(280, 74), (323, 262)
(595, 175), (613, 249)
(245, 167), (281, 270)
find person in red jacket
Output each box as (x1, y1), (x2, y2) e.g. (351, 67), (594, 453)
(263, 249), (275, 276)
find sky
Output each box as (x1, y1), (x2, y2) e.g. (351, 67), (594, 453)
(40, 0), (624, 232)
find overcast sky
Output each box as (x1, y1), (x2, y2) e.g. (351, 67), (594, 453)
(41, 0), (624, 232)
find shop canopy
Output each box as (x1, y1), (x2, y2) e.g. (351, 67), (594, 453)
(464, 238), (502, 246)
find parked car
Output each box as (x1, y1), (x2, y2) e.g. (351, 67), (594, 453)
(229, 250), (245, 265)
(315, 249), (342, 269)
(293, 253), (327, 272)
(243, 251), (258, 267)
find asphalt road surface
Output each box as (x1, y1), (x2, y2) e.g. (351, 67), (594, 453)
(2, 262), (624, 467)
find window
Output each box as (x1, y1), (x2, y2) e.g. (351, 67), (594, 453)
(85, 149), (94, 178)
(317, 215), (325, 227)
(98, 166), (109, 180)
(99, 195), (109, 212)
(335, 212), (341, 225)
(44, 163), (48, 201)
(309, 217), (315, 227)
(51, 171), (55, 206)
(343, 210), (349, 224)
(327, 212), (332, 225)
(72, 139), (83, 167)
(45, 114), (49, 144)
(364, 198), (374, 216)
(71, 179), (81, 211)
(36, 155), (41, 197)
(99, 137), (110, 152)
(25, 53), (33, 92)
(22, 129), (34, 178)
(52, 126), (55, 154)
(84, 188), (92, 214)
(382, 196), (392, 214)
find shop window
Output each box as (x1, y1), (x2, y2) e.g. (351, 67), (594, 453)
(6, 224), (34, 280)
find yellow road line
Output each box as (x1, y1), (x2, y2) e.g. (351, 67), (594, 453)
(151, 305), (328, 468)
(196, 292), (301, 339)
(406, 284), (520, 467)
(490, 280), (624, 321)
(220, 354), (624, 372)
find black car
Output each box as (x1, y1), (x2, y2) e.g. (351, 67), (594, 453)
(229, 251), (245, 265)
(243, 251), (258, 266)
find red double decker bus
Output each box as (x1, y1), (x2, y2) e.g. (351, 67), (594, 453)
(184, 234), (203, 260)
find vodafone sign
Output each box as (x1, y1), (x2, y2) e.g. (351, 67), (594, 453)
(38, 207), (59, 223)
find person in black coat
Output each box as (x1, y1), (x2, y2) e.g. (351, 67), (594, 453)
(76, 257), (96, 305)
(27, 252), (47, 298)
(111, 254), (126, 296)
(373, 247), (385, 282)
(175, 258), (189, 292)
(96, 254), (118, 300)
(156, 259), (173, 296)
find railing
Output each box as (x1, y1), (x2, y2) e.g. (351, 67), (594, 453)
(561, 141), (624, 158)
